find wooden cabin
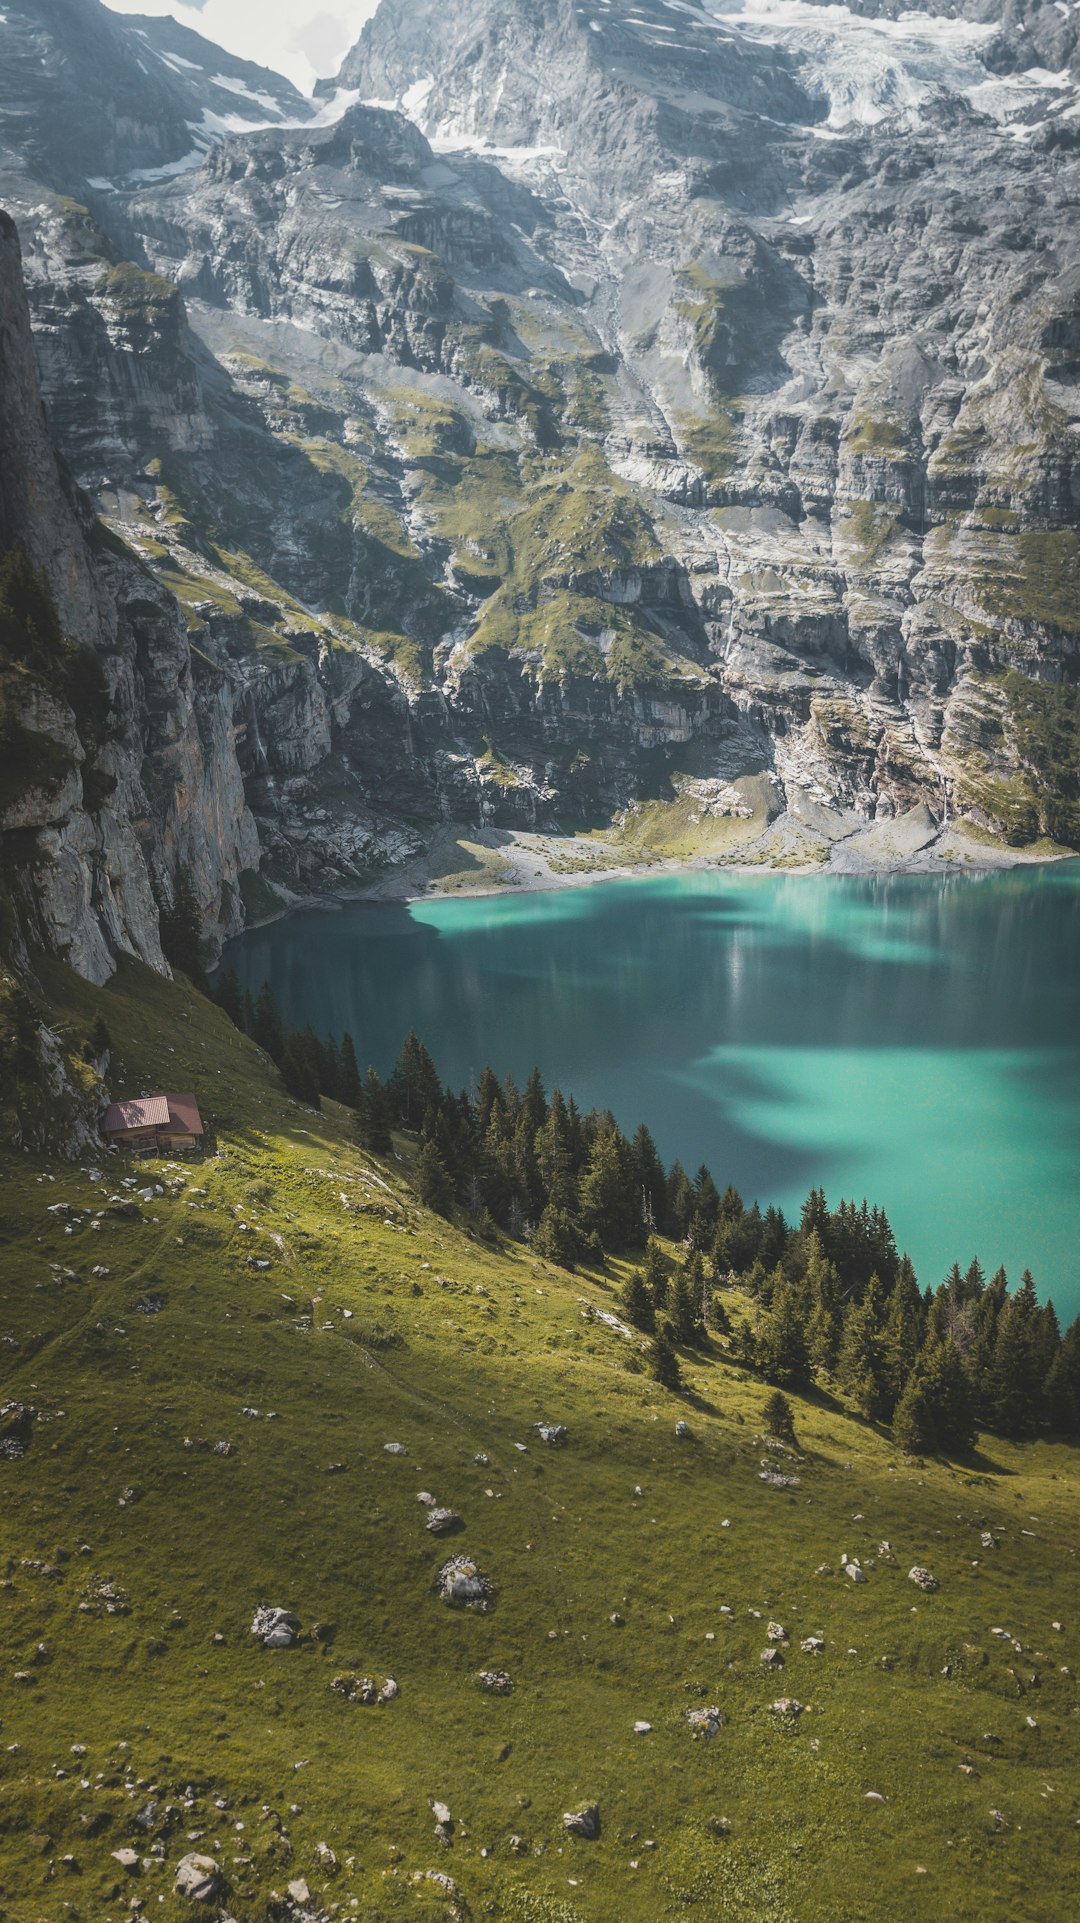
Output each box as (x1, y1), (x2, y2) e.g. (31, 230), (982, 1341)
(100, 1092), (204, 1154)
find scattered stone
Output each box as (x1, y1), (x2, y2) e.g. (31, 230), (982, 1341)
(864, 1791), (886, 1804)
(417, 1491), (437, 1506)
(908, 1567), (939, 1592)
(250, 1605), (299, 1649)
(846, 1563), (868, 1584)
(563, 1804), (600, 1840)
(413, 1870), (458, 1896)
(330, 1674), (379, 1704)
(760, 1647), (784, 1668)
(771, 1698), (804, 1717)
(759, 1466), (799, 1488)
(535, 1423), (567, 1446)
(431, 1800), (452, 1827)
(174, 1852), (219, 1901)
(112, 1848), (140, 1871)
(981, 1532), (999, 1550)
(314, 1841), (337, 1870)
(633, 1720), (652, 1734)
(686, 1707), (723, 1739)
(380, 1677), (399, 1701)
(508, 1833), (527, 1855)
(426, 1508), (463, 1536)
(437, 1556), (491, 1608)
(287, 1879), (311, 1906)
(478, 1670), (513, 1694)
(79, 1575), (129, 1617)
(474, 1453), (490, 1467)
(674, 1420), (690, 1439)
(801, 1636), (825, 1655)
(766, 1621), (789, 1644)
(990, 1808), (1008, 1831)
(383, 1442), (407, 1456)
(609, 1611), (624, 1626)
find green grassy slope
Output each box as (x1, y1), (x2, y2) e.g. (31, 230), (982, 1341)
(0, 962), (1077, 1923)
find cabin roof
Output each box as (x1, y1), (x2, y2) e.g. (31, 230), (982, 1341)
(101, 1093), (204, 1136)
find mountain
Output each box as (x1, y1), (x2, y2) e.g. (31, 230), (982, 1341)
(2, 0), (1080, 981)
(0, 0), (311, 192)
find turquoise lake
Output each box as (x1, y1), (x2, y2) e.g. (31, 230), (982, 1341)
(220, 863), (1080, 1322)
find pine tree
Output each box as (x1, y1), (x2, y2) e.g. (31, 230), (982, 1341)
(878, 1266), (922, 1417)
(669, 1261), (700, 1347)
(919, 1335), (976, 1455)
(621, 1268), (656, 1334)
(1045, 1318), (1080, 1436)
(475, 1065), (503, 1135)
(643, 1237), (669, 1311)
(533, 1204), (581, 1270)
(521, 1066), (548, 1136)
(321, 1035), (342, 1104)
(339, 1033), (362, 1109)
(762, 1389), (796, 1445)
(214, 966), (243, 1027)
(389, 1030), (442, 1129)
(651, 1318), (682, 1391)
(579, 1121), (638, 1247)
(415, 1139), (455, 1217)
(252, 982), (284, 1063)
(630, 1123), (667, 1232)
(90, 1013), (112, 1060)
(664, 1160), (694, 1240)
(837, 1278), (887, 1420)
(757, 1280), (810, 1389)
(804, 1230), (842, 1377)
(159, 865), (206, 987)
(987, 1271), (1043, 1439)
(537, 1090), (579, 1214)
(358, 1067), (393, 1154)
(280, 1035), (320, 1107)
(893, 1370), (935, 1456)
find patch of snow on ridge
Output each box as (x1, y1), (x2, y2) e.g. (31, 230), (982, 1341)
(401, 75), (435, 119)
(210, 75), (288, 116)
(707, 0), (1077, 129)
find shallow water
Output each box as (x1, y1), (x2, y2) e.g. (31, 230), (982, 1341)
(220, 863), (1080, 1319)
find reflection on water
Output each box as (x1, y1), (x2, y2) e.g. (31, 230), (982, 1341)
(220, 863), (1080, 1315)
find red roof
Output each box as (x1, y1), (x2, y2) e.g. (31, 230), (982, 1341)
(101, 1093), (204, 1136)
(102, 1096), (169, 1132)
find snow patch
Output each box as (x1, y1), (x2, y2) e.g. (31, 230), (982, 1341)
(401, 75), (435, 119)
(125, 149), (204, 184)
(210, 74), (287, 117)
(706, 0), (1079, 131)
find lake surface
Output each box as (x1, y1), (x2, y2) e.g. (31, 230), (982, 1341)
(220, 864), (1080, 1321)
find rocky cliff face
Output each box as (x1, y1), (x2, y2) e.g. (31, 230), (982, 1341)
(0, 210), (257, 982)
(2, 0), (1080, 981)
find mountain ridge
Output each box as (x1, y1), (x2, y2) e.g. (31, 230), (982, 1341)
(1, 0), (1080, 981)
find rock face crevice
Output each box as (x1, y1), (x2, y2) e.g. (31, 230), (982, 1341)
(3, 0), (1080, 979)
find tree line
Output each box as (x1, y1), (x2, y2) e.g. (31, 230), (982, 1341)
(213, 970), (1080, 1453)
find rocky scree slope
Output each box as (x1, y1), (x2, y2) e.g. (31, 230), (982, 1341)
(3, 0), (1080, 972)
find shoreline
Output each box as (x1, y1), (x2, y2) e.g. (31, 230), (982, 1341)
(235, 805), (1078, 933)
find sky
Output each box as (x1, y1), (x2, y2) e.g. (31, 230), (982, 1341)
(104, 0), (381, 94)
